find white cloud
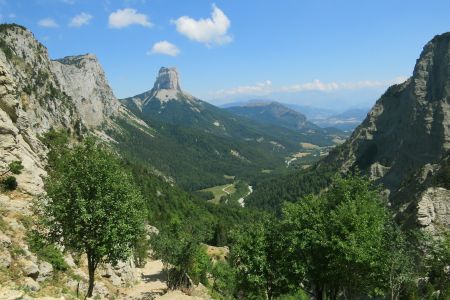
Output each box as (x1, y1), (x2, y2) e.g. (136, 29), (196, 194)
(214, 77), (408, 97)
(173, 4), (232, 46)
(108, 8), (152, 29)
(216, 80), (272, 96)
(69, 12), (93, 27)
(38, 18), (59, 28)
(149, 41), (180, 56)
(279, 77), (408, 93)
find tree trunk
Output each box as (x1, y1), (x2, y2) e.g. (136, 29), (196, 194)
(86, 253), (96, 298)
(315, 286), (324, 300)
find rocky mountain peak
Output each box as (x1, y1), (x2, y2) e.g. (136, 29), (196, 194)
(153, 67), (181, 91)
(122, 66), (199, 107)
(320, 31), (450, 232)
(50, 54), (120, 127)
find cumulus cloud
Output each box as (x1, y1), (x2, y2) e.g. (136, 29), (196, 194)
(69, 12), (93, 27)
(149, 41), (180, 56)
(173, 4), (232, 46)
(279, 77), (408, 93)
(108, 8), (152, 29)
(216, 80), (272, 96)
(38, 18), (59, 28)
(214, 77), (408, 97)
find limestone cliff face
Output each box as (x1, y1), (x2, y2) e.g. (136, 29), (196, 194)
(0, 25), (122, 194)
(321, 32), (450, 232)
(0, 60), (46, 194)
(152, 67), (181, 91)
(51, 54), (120, 127)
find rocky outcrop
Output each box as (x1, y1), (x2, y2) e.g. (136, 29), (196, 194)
(417, 187), (450, 233)
(0, 58), (47, 194)
(153, 67), (181, 91)
(51, 54), (120, 127)
(321, 32), (450, 232)
(122, 67), (200, 110)
(0, 25), (125, 194)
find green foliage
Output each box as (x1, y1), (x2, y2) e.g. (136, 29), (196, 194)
(279, 175), (393, 298)
(275, 290), (311, 300)
(193, 190), (215, 201)
(8, 161), (24, 175)
(10, 243), (26, 258)
(28, 232), (68, 271)
(37, 138), (145, 297)
(211, 260), (236, 297)
(0, 161), (23, 191)
(111, 116), (292, 191)
(425, 231), (450, 298)
(133, 232), (150, 268)
(190, 244), (212, 286)
(230, 215), (288, 299)
(1, 176), (17, 190)
(150, 218), (212, 289)
(230, 174), (419, 299)
(246, 164), (336, 214)
(219, 181), (250, 207)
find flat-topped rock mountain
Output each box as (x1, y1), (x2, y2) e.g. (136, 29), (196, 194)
(153, 67), (181, 91)
(122, 67), (200, 112)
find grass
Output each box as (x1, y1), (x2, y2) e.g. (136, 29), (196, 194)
(300, 142), (320, 149)
(199, 183), (237, 204)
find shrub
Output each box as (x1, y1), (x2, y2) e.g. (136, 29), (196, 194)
(8, 161), (24, 175)
(2, 176), (17, 190)
(28, 232), (68, 271)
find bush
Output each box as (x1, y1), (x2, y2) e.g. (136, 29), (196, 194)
(28, 232), (68, 271)
(212, 260), (236, 297)
(133, 232), (150, 268)
(2, 176), (17, 190)
(190, 245), (212, 286)
(8, 161), (24, 175)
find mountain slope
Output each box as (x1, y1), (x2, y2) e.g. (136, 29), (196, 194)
(119, 68), (341, 190)
(248, 32), (450, 232)
(226, 101), (320, 131)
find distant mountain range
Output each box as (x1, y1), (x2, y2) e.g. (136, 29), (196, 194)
(222, 100), (369, 131)
(247, 31), (450, 234)
(119, 68), (344, 190)
(309, 108), (369, 131)
(225, 101), (319, 131)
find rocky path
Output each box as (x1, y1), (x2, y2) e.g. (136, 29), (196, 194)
(120, 260), (209, 300)
(120, 260), (167, 299)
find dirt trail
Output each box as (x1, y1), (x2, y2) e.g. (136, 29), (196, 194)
(120, 260), (167, 299)
(120, 260), (208, 300)
(222, 184), (233, 195)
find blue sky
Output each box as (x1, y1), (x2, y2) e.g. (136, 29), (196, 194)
(1, 0), (449, 110)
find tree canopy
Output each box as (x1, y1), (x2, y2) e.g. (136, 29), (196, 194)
(38, 138), (145, 297)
